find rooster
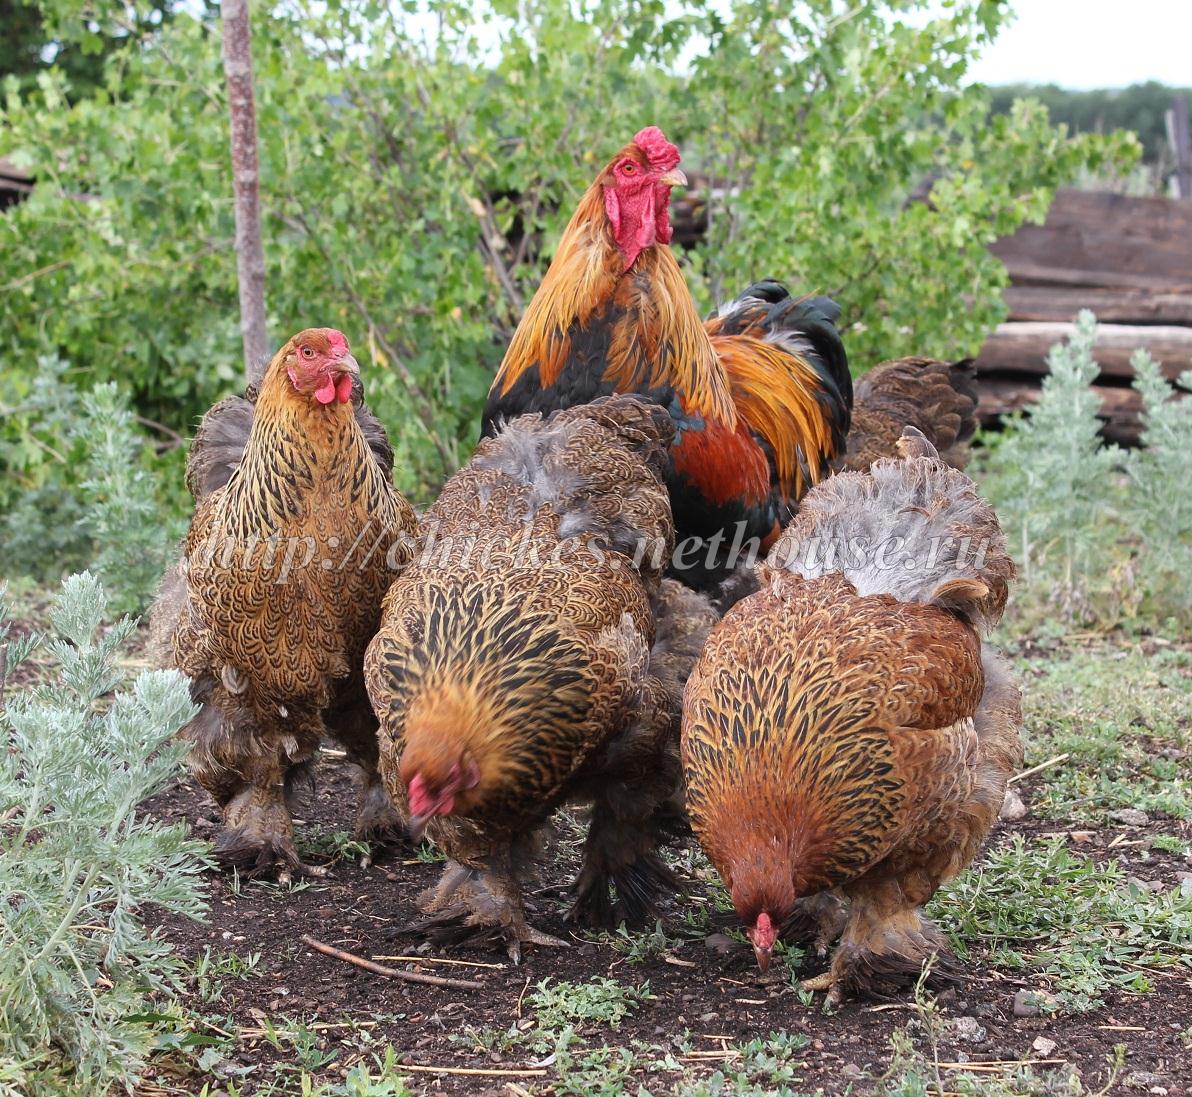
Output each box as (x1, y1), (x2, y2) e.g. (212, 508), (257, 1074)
(152, 328), (418, 880)
(365, 395), (717, 960)
(682, 425), (1021, 1003)
(482, 126), (852, 589)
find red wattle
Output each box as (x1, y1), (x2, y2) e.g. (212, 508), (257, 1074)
(314, 373), (337, 404)
(335, 373), (354, 404)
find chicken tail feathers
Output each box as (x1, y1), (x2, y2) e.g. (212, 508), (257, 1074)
(765, 426), (1014, 633)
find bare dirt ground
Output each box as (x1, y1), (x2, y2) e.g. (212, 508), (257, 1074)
(141, 754), (1192, 1097)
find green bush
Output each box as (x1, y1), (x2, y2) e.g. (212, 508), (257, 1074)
(1, 369), (183, 612)
(0, 573), (210, 1095)
(0, 0), (1137, 548)
(979, 311), (1192, 633)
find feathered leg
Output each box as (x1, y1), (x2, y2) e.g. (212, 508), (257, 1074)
(408, 839), (567, 964)
(567, 676), (685, 929)
(182, 676), (326, 882)
(802, 877), (960, 1005)
(325, 678), (407, 868)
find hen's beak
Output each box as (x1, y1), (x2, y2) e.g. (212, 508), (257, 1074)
(659, 168), (687, 188)
(339, 352), (360, 377)
(753, 943), (773, 973)
(407, 813), (430, 843)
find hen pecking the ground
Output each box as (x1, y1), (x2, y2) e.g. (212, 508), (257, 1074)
(682, 425), (1022, 1003)
(152, 328), (418, 880)
(365, 395), (718, 961)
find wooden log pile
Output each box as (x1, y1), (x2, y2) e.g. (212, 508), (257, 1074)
(977, 188), (1192, 444)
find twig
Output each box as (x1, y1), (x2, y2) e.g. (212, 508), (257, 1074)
(396, 1064), (548, 1078)
(300, 935), (482, 990)
(515, 973), (532, 1018)
(1008, 753), (1070, 785)
(936, 1060), (1067, 1071)
(372, 954), (505, 970)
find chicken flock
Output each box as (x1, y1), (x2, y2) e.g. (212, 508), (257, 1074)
(153, 125), (1022, 1002)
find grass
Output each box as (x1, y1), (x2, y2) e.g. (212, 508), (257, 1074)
(1014, 642), (1191, 822)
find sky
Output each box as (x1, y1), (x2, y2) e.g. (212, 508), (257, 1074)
(969, 0), (1192, 89)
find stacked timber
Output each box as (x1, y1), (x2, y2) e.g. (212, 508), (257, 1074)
(978, 189), (1192, 444)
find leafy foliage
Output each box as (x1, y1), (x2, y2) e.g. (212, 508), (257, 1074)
(0, 573), (210, 1095)
(1, 365), (183, 611)
(0, 0), (1136, 538)
(980, 311), (1192, 632)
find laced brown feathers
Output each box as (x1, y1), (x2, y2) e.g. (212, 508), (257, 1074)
(366, 395), (717, 960)
(682, 426), (1021, 1001)
(153, 328), (418, 880)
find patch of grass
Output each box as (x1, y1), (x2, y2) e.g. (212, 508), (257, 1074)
(190, 948), (262, 1003)
(933, 836), (1192, 1012)
(295, 826), (370, 866)
(528, 976), (653, 1039)
(1017, 644), (1191, 821)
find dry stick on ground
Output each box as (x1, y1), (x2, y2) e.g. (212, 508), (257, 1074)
(300, 935), (483, 991)
(397, 1065), (548, 1078)
(1008, 753), (1070, 785)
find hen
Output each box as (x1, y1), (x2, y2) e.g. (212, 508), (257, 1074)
(482, 126), (851, 589)
(836, 357), (979, 473)
(153, 328), (418, 879)
(365, 395), (717, 960)
(682, 425), (1021, 1003)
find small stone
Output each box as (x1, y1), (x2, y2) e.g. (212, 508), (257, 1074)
(385, 871), (399, 883)
(951, 1016), (986, 1044)
(840, 1064), (863, 1079)
(1125, 1071), (1166, 1091)
(699, 1011), (720, 1023)
(1069, 830), (1095, 844)
(1000, 789), (1028, 822)
(1109, 808), (1150, 827)
(1032, 1036), (1057, 1056)
(703, 932), (739, 955)
(1012, 990), (1042, 1017)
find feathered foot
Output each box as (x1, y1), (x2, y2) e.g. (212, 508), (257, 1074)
(352, 769), (407, 870)
(781, 890), (849, 958)
(407, 855), (568, 964)
(567, 851), (681, 930)
(216, 786), (328, 884)
(802, 902), (961, 1005)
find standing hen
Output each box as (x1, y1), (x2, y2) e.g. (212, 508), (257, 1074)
(682, 426), (1021, 1002)
(153, 329), (418, 879)
(482, 126), (851, 588)
(365, 395), (717, 959)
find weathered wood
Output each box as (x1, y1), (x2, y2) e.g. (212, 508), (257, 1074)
(1168, 96), (1192, 199)
(976, 322), (1192, 381)
(1003, 287), (1192, 326)
(991, 188), (1192, 293)
(977, 376), (1153, 445)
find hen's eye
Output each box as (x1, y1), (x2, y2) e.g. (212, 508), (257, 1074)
(300, 346), (314, 359)
(621, 162), (636, 175)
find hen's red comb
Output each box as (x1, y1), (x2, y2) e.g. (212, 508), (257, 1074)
(634, 126), (680, 172)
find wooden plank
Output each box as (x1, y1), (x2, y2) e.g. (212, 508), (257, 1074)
(976, 322), (1192, 380)
(991, 188), (1192, 292)
(1003, 287), (1192, 326)
(977, 377), (1152, 445)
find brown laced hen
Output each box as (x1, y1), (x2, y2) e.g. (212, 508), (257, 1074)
(364, 395), (717, 960)
(152, 328), (418, 880)
(682, 425), (1021, 1003)
(836, 357), (979, 473)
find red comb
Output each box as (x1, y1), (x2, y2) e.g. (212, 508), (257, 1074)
(633, 126), (680, 172)
(322, 328), (349, 356)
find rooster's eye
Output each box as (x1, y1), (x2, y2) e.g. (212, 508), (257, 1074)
(300, 346), (314, 359)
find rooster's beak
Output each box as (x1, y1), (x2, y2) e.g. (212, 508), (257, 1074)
(658, 168), (687, 188)
(753, 943), (772, 973)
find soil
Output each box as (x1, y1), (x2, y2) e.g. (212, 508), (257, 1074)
(141, 758), (1192, 1097)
